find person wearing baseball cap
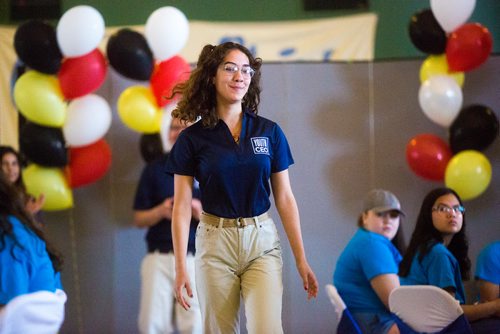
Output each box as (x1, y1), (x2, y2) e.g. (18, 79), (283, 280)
(333, 189), (407, 334)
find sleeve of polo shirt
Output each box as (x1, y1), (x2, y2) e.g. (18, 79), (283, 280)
(271, 124), (294, 173)
(165, 132), (196, 176)
(359, 237), (399, 281)
(424, 246), (458, 290)
(475, 242), (500, 284)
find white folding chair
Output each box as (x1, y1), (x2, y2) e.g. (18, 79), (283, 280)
(389, 285), (472, 333)
(0, 289), (67, 334)
(325, 284), (362, 334)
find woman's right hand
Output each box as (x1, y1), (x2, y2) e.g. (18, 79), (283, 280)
(174, 268), (193, 311)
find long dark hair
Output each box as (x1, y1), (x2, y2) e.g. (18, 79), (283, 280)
(0, 173), (63, 272)
(399, 187), (470, 280)
(171, 42), (262, 128)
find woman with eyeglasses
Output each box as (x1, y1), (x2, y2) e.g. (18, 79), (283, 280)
(399, 187), (500, 333)
(166, 42), (318, 333)
(333, 189), (406, 334)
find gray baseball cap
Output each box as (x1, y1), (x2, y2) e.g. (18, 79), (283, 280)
(363, 189), (405, 216)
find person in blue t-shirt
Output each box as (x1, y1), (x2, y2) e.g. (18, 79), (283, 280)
(334, 189), (406, 334)
(165, 42), (318, 333)
(0, 172), (63, 307)
(399, 187), (500, 333)
(475, 241), (500, 303)
(133, 117), (202, 334)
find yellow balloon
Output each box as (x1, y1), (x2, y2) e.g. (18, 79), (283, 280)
(445, 150), (492, 201)
(13, 70), (67, 127)
(420, 55), (465, 87)
(23, 164), (74, 211)
(117, 86), (162, 133)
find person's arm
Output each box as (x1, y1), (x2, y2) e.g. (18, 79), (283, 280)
(445, 289), (500, 321)
(478, 280), (499, 302)
(191, 198), (202, 221)
(172, 174), (195, 310)
(270, 169), (318, 299)
(133, 197), (174, 228)
(370, 274), (400, 309)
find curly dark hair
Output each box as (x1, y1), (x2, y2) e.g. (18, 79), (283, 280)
(0, 172), (63, 272)
(399, 187), (470, 280)
(171, 42), (262, 128)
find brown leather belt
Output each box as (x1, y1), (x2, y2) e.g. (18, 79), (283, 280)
(200, 211), (271, 228)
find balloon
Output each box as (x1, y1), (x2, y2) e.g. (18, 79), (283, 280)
(23, 164), (73, 211)
(58, 48), (107, 99)
(20, 122), (68, 167)
(117, 86), (162, 133)
(408, 9), (447, 55)
(420, 55), (464, 87)
(65, 139), (112, 188)
(430, 0), (476, 33)
(145, 6), (189, 61)
(446, 23), (493, 72)
(445, 150), (491, 201)
(14, 20), (62, 74)
(406, 133), (452, 181)
(140, 133), (163, 163)
(106, 28), (154, 81)
(418, 75), (463, 127)
(63, 95), (112, 147)
(150, 56), (190, 107)
(13, 71), (67, 127)
(56, 5), (105, 57)
(449, 105), (499, 153)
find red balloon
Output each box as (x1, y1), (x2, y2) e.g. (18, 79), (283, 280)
(446, 23), (493, 72)
(406, 134), (452, 181)
(58, 48), (108, 99)
(65, 139), (112, 188)
(150, 55), (190, 107)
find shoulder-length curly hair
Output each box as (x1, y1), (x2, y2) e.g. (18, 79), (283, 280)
(171, 42), (262, 128)
(399, 187), (470, 280)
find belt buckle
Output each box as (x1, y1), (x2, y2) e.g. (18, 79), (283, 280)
(236, 217), (244, 228)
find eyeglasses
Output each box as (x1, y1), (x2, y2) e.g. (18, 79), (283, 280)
(375, 211), (400, 219)
(432, 204), (465, 215)
(221, 62), (255, 78)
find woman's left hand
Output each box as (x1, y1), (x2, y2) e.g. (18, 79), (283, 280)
(297, 261), (318, 300)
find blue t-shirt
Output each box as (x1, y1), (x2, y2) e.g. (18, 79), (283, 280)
(334, 228), (402, 312)
(0, 216), (62, 305)
(475, 241), (500, 285)
(400, 242), (466, 304)
(166, 110), (294, 218)
(134, 154), (200, 254)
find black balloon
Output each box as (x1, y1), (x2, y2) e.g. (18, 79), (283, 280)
(140, 133), (164, 163)
(107, 28), (154, 81)
(449, 104), (499, 153)
(20, 122), (68, 167)
(408, 9), (447, 55)
(14, 20), (62, 74)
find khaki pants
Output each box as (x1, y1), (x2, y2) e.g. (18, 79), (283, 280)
(196, 213), (283, 334)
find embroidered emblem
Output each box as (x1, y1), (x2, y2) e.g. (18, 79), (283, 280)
(251, 137), (270, 155)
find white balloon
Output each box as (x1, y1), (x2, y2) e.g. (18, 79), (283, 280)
(418, 75), (463, 128)
(57, 5), (105, 57)
(63, 94), (112, 147)
(430, 0), (476, 33)
(145, 7), (189, 61)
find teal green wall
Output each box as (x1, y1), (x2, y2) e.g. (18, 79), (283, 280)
(1, 0), (499, 59)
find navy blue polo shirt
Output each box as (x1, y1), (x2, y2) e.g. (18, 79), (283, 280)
(166, 110), (294, 218)
(134, 154), (200, 254)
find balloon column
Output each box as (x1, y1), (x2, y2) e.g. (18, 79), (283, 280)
(406, 0), (498, 201)
(12, 5), (112, 211)
(108, 6), (191, 163)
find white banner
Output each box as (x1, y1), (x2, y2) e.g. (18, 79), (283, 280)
(0, 13), (377, 144)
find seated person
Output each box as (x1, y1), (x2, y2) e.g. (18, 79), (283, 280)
(475, 241), (499, 302)
(0, 173), (63, 307)
(334, 189), (406, 334)
(399, 187), (500, 334)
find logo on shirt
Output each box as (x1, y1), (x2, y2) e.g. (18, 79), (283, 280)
(251, 137), (269, 155)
